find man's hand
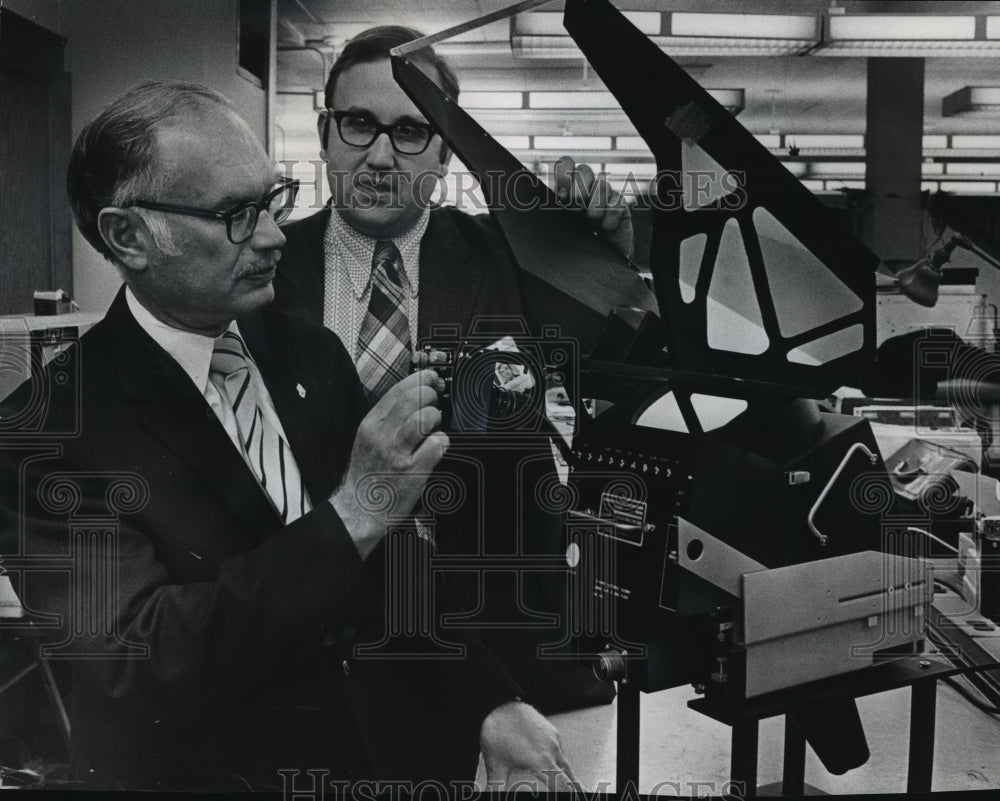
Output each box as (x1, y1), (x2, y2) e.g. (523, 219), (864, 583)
(331, 370), (449, 558)
(553, 155), (634, 260)
(480, 700), (578, 792)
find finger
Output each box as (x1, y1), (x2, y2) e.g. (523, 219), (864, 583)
(373, 369), (429, 410)
(587, 173), (630, 233)
(552, 155), (575, 202)
(412, 367), (444, 392)
(412, 430), (449, 468)
(488, 769), (513, 793)
(507, 774), (544, 793)
(385, 370), (443, 412)
(557, 752), (579, 787)
(584, 172), (612, 226)
(369, 382), (440, 452)
(569, 163), (595, 206)
(400, 404), (443, 451)
(529, 768), (574, 794)
(396, 379), (442, 427)
(600, 203), (629, 234)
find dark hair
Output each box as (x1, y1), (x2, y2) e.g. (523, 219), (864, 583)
(321, 26), (458, 163)
(323, 25), (460, 110)
(67, 80), (231, 260)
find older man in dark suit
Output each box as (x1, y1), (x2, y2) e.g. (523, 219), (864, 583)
(0, 80), (576, 792)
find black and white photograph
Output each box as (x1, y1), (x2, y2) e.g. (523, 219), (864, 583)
(1, 0), (1000, 798)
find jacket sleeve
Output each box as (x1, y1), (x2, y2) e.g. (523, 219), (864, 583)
(2, 320), (521, 737)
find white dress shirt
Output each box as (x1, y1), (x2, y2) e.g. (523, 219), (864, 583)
(321, 206), (429, 357)
(125, 288), (312, 520)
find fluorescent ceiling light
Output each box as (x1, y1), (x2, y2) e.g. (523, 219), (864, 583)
(616, 136), (651, 152)
(511, 35), (812, 58)
(662, 11), (818, 56)
(463, 91), (524, 110)
(786, 134), (864, 149)
(670, 12), (816, 40)
(495, 135), (531, 150)
(601, 162), (658, 178)
(939, 181), (998, 194)
(945, 162), (1000, 176)
(808, 162), (866, 177)
(922, 163), (944, 176)
(533, 135), (611, 150)
(818, 14), (1000, 56)
(515, 11), (660, 36)
(754, 134), (782, 149)
(952, 135), (1000, 149)
(817, 40), (1000, 55)
(527, 89), (742, 114)
(512, 10), (819, 57)
(830, 15), (975, 40)
(529, 91), (618, 109)
(658, 37), (817, 57)
(943, 87), (1000, 118)
(509, 35), (583, 58)
(923, 135), (949, 149)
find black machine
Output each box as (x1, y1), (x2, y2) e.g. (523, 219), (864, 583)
(391, 0), (931, 777)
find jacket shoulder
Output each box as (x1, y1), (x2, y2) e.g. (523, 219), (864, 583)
(280, 207), (330, 242)
(430, 205), (501, 243)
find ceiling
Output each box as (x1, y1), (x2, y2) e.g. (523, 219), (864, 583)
(273, 0), (1000, 200)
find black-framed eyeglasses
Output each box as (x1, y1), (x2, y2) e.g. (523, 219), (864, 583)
(327, 110), (436, 156)
(126, 178), (299, 245)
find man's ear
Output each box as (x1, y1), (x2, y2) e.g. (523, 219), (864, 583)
(317, 111), (330, 160)
(97, 208), (153, 272)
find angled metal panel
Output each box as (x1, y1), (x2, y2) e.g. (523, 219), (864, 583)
(390, 51), (659, 356)
(563, 0), (879, 395)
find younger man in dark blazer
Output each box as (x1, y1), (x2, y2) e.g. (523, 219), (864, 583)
(273, 25), (629, 713)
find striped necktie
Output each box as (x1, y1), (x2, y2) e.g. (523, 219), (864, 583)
(356, 239), (412, 400)
(209, 331), (305, 522)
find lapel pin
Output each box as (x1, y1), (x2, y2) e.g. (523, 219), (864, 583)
(296, 383), (306, 399)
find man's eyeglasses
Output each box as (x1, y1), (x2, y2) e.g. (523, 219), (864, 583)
(126, 178), (299, 245)
(327, 110), (436, 156)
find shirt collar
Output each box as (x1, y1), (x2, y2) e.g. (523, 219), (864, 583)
(125, 287), (239, 395)
(327, 207), (428, 300)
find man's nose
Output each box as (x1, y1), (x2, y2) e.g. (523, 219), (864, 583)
(251, 210), (286, 249)
(365, 131), (396, 168)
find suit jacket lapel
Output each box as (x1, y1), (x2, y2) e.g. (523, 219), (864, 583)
(417, 208), (485, 341)
(102, 292), (281, 539)
(277, 207), (330, 323)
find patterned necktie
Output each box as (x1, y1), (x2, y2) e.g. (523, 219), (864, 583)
(209, 331), (305, 522)
(356, 239), (412, 400)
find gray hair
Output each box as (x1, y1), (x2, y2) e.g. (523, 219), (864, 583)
(67, 80), (233, 261)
